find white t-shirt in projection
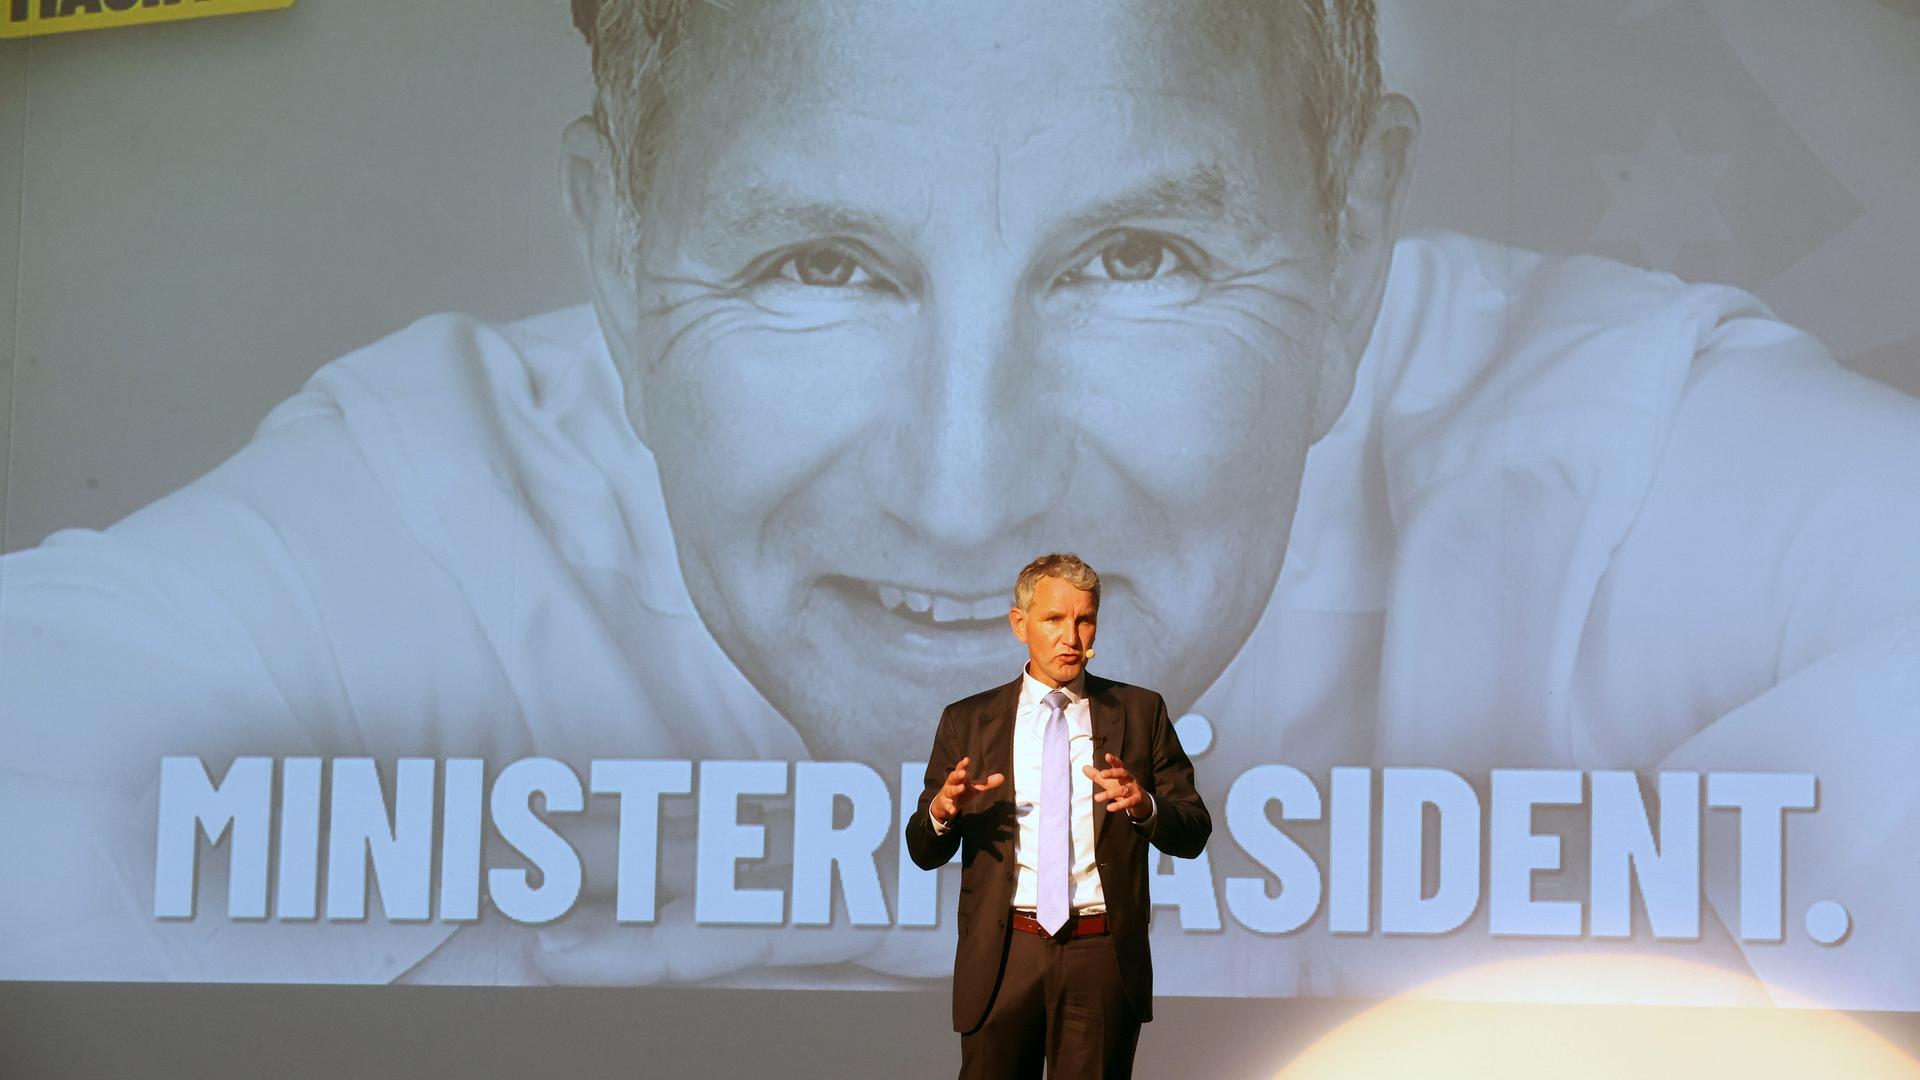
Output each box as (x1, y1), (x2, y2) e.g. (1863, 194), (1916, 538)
(4, 232), (1918, 1007)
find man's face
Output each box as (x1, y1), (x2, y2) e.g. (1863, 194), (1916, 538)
(1010, 576), (1099, 690)
(602, 0), (1337, 766)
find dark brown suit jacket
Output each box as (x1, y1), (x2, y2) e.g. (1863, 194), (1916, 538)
(903, 674), (1211, 1034)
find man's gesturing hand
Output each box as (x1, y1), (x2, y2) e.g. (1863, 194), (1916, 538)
(1084, 753), (1150, 819)
(930, 756), (1005, 824)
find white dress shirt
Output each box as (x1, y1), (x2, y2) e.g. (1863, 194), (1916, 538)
(926, 667), (1157, 911)
(1010, 668), (1104, 914)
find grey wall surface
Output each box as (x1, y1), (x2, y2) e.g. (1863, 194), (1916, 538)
(2, 0), (590, 551)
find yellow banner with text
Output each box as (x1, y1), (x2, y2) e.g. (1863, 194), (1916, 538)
(2, 0), (292, 39)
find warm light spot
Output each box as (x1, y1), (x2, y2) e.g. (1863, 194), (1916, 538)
(1273, 954), (1920, 1079)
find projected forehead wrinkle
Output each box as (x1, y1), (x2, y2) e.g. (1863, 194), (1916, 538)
(1064, 164), (1281, 251)
(682, 170), (1283, 265)
(686, 185), (909, 257)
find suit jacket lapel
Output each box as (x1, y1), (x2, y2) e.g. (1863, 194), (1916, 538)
(977, 678), (1023, 808)
(1088, 676), (1125, 846)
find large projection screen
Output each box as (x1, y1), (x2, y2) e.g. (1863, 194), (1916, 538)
(5, 0), (1920, 1076)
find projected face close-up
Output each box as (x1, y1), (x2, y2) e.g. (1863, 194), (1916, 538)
(582, 0), (1352, 767)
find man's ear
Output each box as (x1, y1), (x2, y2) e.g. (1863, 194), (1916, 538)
(562, 115), (653, 441)
(1008, 607), (1029, 645)
(1313, 93), (1419, 442)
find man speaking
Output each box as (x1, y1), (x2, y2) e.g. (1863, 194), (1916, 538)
(907, 554), (1210, 1079)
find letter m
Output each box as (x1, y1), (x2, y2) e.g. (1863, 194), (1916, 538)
(153, 756), (272, 919)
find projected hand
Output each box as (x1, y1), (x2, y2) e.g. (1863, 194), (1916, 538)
(930, 756), (1005, 824)
(530, 803), (886, 985)
(532, 894), (887, 985)
(1085, 754), (1149, 819)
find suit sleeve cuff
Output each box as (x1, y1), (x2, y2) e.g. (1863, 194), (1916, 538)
(929, 810), (951, 836)
(1129, 794), (1157, 826)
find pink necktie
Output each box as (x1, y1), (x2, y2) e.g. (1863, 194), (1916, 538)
(1037, 689), (1071, 936)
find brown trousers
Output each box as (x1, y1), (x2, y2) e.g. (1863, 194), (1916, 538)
(958, 927), (1140, 1080)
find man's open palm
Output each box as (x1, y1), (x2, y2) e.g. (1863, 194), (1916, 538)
(931, 756), (1004, 822)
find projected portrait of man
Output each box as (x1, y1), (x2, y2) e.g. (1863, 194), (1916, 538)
(563, 0), (1403, 775)
(2, 0), (1917, 1016)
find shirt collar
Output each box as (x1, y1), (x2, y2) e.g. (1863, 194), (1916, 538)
(1020, 665), (1085, 706)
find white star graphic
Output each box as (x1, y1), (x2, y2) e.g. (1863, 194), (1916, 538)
(1591, 115), (1733, 272)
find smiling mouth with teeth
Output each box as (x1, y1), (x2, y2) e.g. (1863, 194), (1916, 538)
(873, 582), (1010, 624)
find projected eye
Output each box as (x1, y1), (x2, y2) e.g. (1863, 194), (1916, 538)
(757, 242), (891, 292)
(1057, 230), (1199, 287)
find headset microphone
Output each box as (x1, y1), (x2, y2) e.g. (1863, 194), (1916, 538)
(1086, 648), (1096, 660)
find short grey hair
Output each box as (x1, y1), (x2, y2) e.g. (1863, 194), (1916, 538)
(571, 0), (1382, 242)
(1013, 553), (1101, 613)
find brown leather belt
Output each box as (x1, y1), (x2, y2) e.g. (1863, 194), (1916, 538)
(1010, 909), (1108, 940)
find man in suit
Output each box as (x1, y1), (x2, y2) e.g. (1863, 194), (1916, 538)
(906, 553), (1212, 1079)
